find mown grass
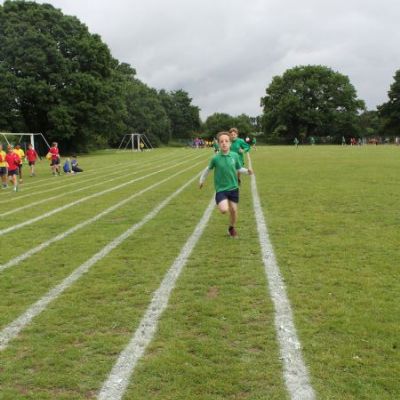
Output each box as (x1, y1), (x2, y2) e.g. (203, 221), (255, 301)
(252, 145), (400, 399)
(0, 145), (399, 399)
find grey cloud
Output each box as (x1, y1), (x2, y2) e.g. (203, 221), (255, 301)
(8, 0), (400, 118)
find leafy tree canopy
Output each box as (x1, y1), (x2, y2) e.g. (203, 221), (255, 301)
(203, 112), (258, 137)
(158, 89), (201, 138)
(261, 65), (365, 140)
(378, 69), (400, 135)
(0, 1), (201, 150)
(0, 0), (123, 151)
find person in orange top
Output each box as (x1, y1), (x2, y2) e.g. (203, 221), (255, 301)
(6, 145), (21, 192)
(26, 143), (39, 177)
(0, 143), (7, 189)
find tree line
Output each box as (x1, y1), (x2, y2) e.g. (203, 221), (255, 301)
(260, 65), (400, 143)
(0, 1), (201, 151)
(1, 1), (399, 150)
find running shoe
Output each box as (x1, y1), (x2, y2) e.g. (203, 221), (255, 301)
(228, 226), (238, 238)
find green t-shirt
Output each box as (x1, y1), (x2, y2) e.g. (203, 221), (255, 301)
(230, 138), (250, 166)
(208, 151), (241, 193)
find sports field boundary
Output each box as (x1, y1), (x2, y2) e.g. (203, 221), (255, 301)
(248, 154), (315, 400)
(0, 172), (203, 351)
(97, 197), (215, 400)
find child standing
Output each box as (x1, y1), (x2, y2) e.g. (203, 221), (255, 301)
(26, 143), (39, 176)
(0, 144), (7, 189)
(49, 142), (61, 175)
(5, 145), (20, 191)
(13, 144), (25, 183)
(199, 131), (253, 238)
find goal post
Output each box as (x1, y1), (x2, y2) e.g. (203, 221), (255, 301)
(0, 132), (51, 155)
(117, 133), (153, 152)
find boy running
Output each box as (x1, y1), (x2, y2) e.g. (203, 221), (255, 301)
(0, 144), (7, 189)
(5, 145), (20, 191)
(199, 131), (253, 238)
(26, 143), (39, 176)
(229, 127), (250, 185)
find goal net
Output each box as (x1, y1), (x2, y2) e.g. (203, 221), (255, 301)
(117, 133), (153, 152)
(0, 132), (51, 156)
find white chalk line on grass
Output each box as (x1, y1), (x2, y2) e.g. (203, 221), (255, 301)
(247, 154), (315, 400)
(0, 152), (195, 217)
(0, 153), (206, 237)
(0, 172), (203, 351)
(0, 149), (180, 198)
(0, 161), (142, 203)
(97, 197), (215, 400)
(0, 150), (184, 203)
(0, 160), (204, 273)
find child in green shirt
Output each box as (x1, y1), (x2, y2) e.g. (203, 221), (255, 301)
(229, 127), (250, 185)
(199, 131), (253, 237)
(228, 127), (250, 167)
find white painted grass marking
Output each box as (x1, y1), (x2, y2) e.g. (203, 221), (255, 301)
(97, 197), (215, 400)
(0, 173), (202, 351)
(247, 154), (315, 400)
(1, 153), (195, 217)
(0, 153), (205, 237)
(0, 161), (204, 273)
(0, 150), (185, 203)
(0, 149), (178, 198)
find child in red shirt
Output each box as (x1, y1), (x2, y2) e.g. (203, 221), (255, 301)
(26, 143), (39, 176)
(5, 145), (21, 192)
(49, 142), (61, 176)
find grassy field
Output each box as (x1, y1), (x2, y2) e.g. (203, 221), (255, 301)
(0, 146), (398, 399)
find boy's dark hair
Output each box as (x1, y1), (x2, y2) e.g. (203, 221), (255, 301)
(217, 131), (230, 142)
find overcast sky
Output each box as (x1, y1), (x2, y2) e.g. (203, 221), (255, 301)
(6, 0), (400, 119)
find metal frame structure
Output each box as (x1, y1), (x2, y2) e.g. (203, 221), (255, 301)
(117, 133), (153, 152)
(0, 132), (50, 150)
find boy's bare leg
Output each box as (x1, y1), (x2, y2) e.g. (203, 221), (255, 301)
(228, 200), (238, 227)
(217, 199), (229, 214)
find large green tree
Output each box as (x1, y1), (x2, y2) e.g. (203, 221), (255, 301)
(0, 0), (127, 150)
(115, 63), (171, 145)
(378, 69), (400, 135)
(158, 89), (201, 139)
(203, 112), (258, 137)
(203, 113), (235, 136)
(358, 110), (382, 137)
(261, 65), (365, 140)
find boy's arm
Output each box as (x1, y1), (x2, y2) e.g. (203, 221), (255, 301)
(238, 167), (253, 175)
(241, 139), (251, 153)
(199, 167), (210, 188)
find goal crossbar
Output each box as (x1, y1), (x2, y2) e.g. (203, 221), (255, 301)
(0, 132), (51, 150)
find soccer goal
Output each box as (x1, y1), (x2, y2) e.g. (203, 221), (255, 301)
(0, 132), (50, 156)
(117, 133), (153, 152)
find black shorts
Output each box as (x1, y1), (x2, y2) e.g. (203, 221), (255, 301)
(29, 161), (36, 166)
(0, 167), (7, 176)
(8, 169), (18, 176)
(51, 158), (60, 166)
(215, 189), (239, 205)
